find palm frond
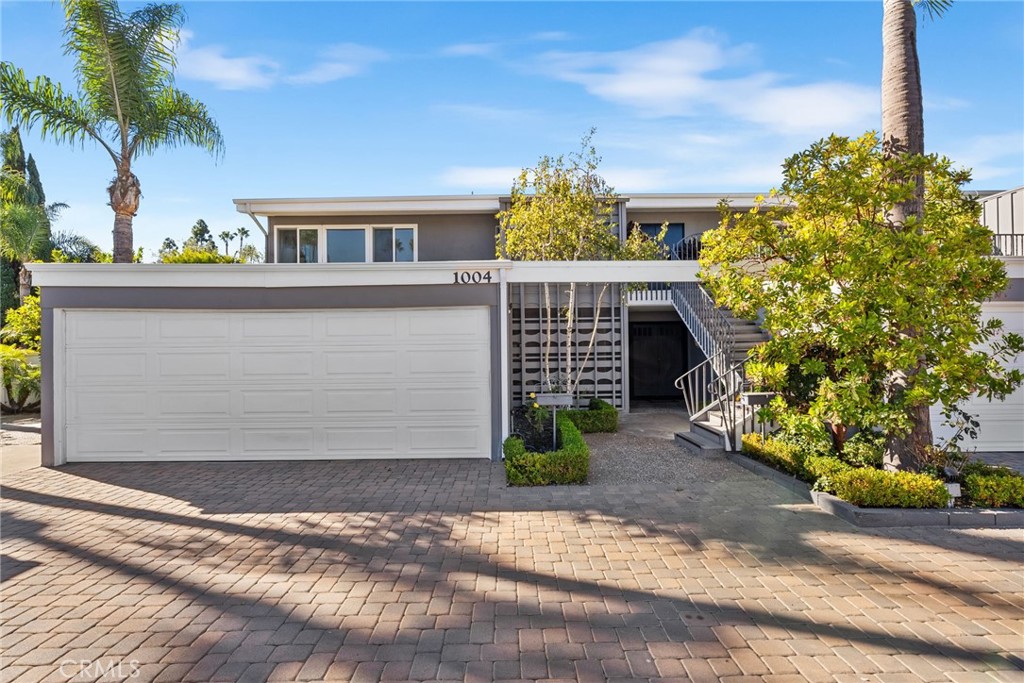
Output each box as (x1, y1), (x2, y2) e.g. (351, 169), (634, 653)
(130, 87), (224, 160)
(0, 203), (50, 262)
(915, 0), (953, 21)
(0, 63), (118, 162)
(62, 0), (184, 140)
(50, 229), (101, 262)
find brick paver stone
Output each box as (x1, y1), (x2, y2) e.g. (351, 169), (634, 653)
(1, 449), (1022, 683)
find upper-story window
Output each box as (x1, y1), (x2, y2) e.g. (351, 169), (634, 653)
(276, 225), (417, 263)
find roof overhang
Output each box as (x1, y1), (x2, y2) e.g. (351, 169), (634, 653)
(234, 195), (503, 217)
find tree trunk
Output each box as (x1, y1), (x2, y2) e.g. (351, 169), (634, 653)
(881, 0), (925, 226)
(18, 264), (31, 303)
(881, 0), (932, 470)
(108, 166), (141, 263)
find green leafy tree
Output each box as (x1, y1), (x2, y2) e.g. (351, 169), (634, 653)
(700, 133), (1022, 470)
(497, 130), (665, 395)
(182, 218), (215, 250)
(160, 245), (237, 263)
(238, 243), (263, 264)
(881, 0), (953, 467)
(0, 0), (224, 263)
(50, 230), (106, 262)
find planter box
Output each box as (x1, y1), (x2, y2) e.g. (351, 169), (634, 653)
(740, 392), (776, 407)
(535, 393), (574, 408)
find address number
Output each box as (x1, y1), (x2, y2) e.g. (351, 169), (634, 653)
(452, 271), (494, 284)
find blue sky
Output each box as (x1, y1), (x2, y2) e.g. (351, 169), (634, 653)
(2, 1), (1022, 260)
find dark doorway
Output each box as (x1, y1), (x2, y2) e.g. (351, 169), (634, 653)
(629, 321), (686, 399)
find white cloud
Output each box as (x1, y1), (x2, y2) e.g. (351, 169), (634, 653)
(438, 166), (522, 190)
(946, 132), (1024, 184)
(174, 31), (386, 89)
(536, 29), (877, 135)
(287, 44), (389, 85)
(441, 42), (499, 57)
(924, 94), (971, 111)
(432, 103), (539, 123)
(175, 30), (279, 90)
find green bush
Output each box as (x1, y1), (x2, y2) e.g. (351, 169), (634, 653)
(841, 431), (885, 468)
(804, 454), (855, 493)
(160, 247), (239, 263)
(0, 295), (41, 351)
(831, 468), (950, 508)
(963, 470), (1024, 508)
(562, 397), (618, 433)
(0, 343), (40, 412)
(741, 433), (808, 477)
(504, 412), (589, 486)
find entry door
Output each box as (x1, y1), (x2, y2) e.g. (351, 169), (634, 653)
(629, 322), (686, 399)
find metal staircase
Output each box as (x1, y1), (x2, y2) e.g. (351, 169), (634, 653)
(669, 272), (770, 452)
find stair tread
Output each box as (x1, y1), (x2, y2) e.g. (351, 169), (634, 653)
(675, 429), (725, 453)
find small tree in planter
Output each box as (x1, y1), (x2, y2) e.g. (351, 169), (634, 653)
(498, 130), (665, 402)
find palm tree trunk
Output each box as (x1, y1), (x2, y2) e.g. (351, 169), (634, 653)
(108, 167), (141, 263)
(881, 0), (925, 222)
(881, 0), (932, 471)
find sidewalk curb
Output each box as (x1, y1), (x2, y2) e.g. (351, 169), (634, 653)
(726, 452), (1024, 529)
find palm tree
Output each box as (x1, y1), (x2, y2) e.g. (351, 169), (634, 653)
(218, 230), (235, 256)
(237, 226), (250, 252)
(0, 203), (50, 302)
(0, 0), (224, 263)
(880, 0), (951, 470)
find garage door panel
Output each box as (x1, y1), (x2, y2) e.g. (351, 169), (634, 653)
(325, 388), (398, 414)
(68, 314), (146, 345)
(67, 390), (148, 420)
(69, 351), (147, 381)
(63, 307), (492, 462)
(241, 351), (314, 377)
(158, 391), (232, 417)
(241, 314), (314, 339)
(241, 390), (315, 416)
(324, 350), (398, 377)
(158, 315), (230, 341)
(241, 428), (314, 453)
(325, 313), (397, 339)
(158, 430), (232, 456)
(158, 352), (231, 379)
(325, 427), (397, 453)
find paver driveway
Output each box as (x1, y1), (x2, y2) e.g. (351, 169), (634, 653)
(2, 442), (1022, 683)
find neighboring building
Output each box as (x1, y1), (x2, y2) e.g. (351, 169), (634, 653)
(27, 190), (1024, 466)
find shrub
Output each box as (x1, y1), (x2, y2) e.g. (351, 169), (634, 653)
(804, 454), (855, 493)
(0, 295), (41, 351)
(562, 397), (618, 433)
(504, 412), (589, 486)
(160, 247), (239, 263)
(831, 468), (950, 508)
(963, 470), (1024, 508)
(741, 433), (807, 477)
(0, 343), (41, 412)
(841, 430), (885, 468)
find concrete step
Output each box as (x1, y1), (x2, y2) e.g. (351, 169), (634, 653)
(674, 428), (725, 454)
(692, 420), (726, 442)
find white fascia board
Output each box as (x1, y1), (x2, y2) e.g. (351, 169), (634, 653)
(1002, 256), (1024, 279)
(26, 261), (513, 288)
(27, 260), (701, 288)
(234, 195), (502, 216)
(507, 260), (699, 283)
(625, 193), (761, 211)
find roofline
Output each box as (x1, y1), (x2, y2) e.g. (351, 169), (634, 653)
(233, 192), (756, 217)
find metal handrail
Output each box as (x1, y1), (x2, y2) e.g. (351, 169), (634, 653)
(671, 282), (735, 365)
(671, 235), (703, 261)
(991, 233), (1024, 257)
(674, 351), (725, 422)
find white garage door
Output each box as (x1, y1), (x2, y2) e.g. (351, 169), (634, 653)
(60, 307), (492, 462)
(931, 302), (1024, 452)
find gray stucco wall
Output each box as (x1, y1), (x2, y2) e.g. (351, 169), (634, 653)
(267, 213), (498, 262)
(40, 284), (503, 466)
(625, 209), (723, 238)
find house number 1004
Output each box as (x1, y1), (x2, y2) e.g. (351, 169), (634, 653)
(452, 271), (494, 284)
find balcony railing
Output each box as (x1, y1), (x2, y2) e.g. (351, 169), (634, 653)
(992, 233), (1024, 257)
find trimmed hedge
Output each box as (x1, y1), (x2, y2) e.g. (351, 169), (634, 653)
(562, 398), (618, 433)
(963, 470), (1024, 508)
(504, 412), (589, 486)
(831, 468), (950, 509)
(741, 433), (807, 477)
